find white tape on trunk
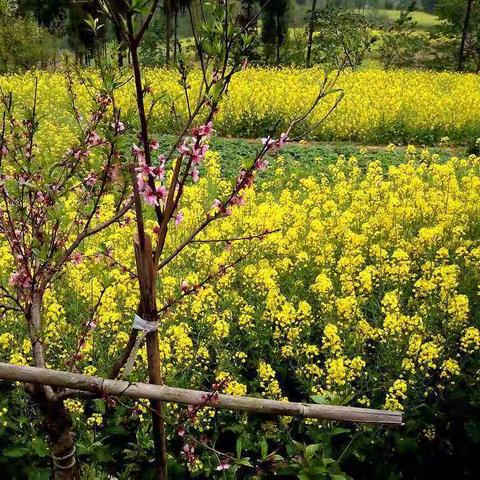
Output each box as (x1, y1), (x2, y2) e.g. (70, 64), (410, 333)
(122, 314), (159, 378)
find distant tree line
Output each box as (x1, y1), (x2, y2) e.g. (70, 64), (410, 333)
(0, 0), (478, 73)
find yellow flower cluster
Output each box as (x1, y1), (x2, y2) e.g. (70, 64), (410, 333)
(385, 380), (408, 411)
(1, 68), (479, 144)
(2, 145), (480, 426)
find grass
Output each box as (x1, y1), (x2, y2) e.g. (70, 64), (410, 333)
(373, 9), (442, 29)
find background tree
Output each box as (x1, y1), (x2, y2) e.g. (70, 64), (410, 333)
(0, 0), (59, 73)
(437, 0), (480, 71)
(17, 0), (68, 29)
(308, 3), (375, 70)
(306, 0), (318, 67)
(262, 0), (290, 65)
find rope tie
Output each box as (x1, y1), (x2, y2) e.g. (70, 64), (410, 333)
(52, 445), (76, 470)
(123, 314), (159, 378)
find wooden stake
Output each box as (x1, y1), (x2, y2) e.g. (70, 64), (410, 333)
(0, 363), (403, 425)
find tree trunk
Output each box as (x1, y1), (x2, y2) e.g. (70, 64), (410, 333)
(128, 30), (169, 480)
(458, 0), (474, 71)
(306, 0), (317, 67)
(28, 291), (77, 479)
(276, 13), (281, 66)
(173, 5), (178, 63)
(134, 236), (168, 480)
(35, 391), (78, 479)
(165, 0), (172, 65)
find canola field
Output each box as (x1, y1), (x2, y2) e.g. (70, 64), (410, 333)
(1, 67), (480, 477)
(1, 147), (480, 440)
(1, 67), (479, 145)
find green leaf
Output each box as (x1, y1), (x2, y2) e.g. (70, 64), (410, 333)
(31, 437), (49, 458)
(305, 443), (321, 461)
(3, 446), (30, 458)
(94, 398), (106, 414)
(236, 438), (242, 459)
(311, 395), (329, 405)
(26, 467), (51, 480)
(260, 439), (268, 459)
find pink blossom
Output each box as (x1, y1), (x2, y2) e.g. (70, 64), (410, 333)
(136, 161), (155, 178)
(150, 139), (160, 151)
(194, 121), (214, 138)
(155, 185), (168, 201)
(153, 165), (165, 180)
(141, 185), (159, 206)
(212, 199), (223, 210)
(231, 194), (246, 206)
(112, 121), (125, 133)
(73, 149), (90, 161)
(261, 136), (275, 148)
(174, 211), (184, 225)
(278, 132), (288, 147)
(216, 460), (230, 471)
(87, 131), (102, 147)
(136, 173), (146, 192)
(35, 191), (48, 204)
(182, 443), (194, 455)
(178, 142), (191, 156)
(254, 158), (269, 171)
(191, 168), (200, 182)
(84, 173), (97, 187)
(191, 144), (209, 165)
(181, 280), (189, 293)
(132, 144), (145, 163)
(236, 170), (254, 188)
(18, 173), (30, 186)
(71, 252), (84, 265)
(96, 94), (111, 107)
(9, 269), (30, 289)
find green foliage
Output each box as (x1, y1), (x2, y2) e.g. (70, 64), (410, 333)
(308, 4), (376, 70)
(436, 0), (480, 72)
(261, 0), (290, 64)
(378, 2), (430, 68)
(0, 3), (58, 73)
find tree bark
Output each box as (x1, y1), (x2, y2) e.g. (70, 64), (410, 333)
(165, 0), (172, 65)
(458, 0), (474, 71)
(28, 291), (77, 479)
(173, 5), (178, 63)
(276, 12), (281, 66)
(306, 0), (318, 67)
(34, 391), (77, 479)
(128, 33), (169, 480)
(134, 236), (168, 480)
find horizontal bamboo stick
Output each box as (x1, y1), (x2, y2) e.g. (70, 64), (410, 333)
(0, 362), (402, 425)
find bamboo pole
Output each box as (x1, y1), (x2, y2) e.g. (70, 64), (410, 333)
(0, 363), (402, 425)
